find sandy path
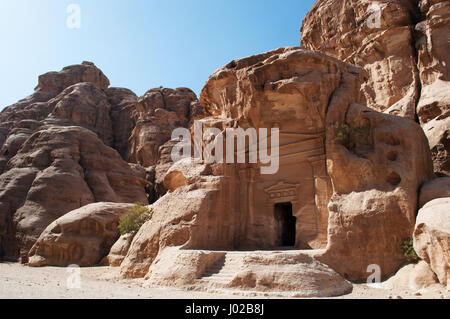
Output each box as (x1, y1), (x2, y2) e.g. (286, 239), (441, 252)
(0, 263), (235, 299)
(0, 263), (447, 299)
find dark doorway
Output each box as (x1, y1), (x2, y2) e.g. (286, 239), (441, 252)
(274, 202), (296, 247)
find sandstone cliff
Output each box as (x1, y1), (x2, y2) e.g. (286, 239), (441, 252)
(301, 0), (449, 176)
(0, 62), (199, 261)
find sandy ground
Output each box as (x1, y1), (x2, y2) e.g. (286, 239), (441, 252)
(0, 262), (448, 299)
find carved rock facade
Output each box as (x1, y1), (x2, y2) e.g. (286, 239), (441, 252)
(119, 48), (434, 292)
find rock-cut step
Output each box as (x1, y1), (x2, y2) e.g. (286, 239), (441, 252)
(197, 253), (244, 286)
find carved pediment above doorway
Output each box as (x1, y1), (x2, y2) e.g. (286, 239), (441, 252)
(264, 181), (299, 202)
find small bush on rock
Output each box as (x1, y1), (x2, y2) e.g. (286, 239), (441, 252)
(118, 203), (152, 235)
(331, 122), (368, 151)
(401, 237), (420, 263)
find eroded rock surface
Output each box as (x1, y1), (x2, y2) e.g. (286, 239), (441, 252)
(120, 174), (223, 278)
(0, 62), (109, 129)
(144, 247), (353, 297)
(35, 61), (110, 94)
(28, 203), (134, 267)
(104, 233), (135, 267)
(414, 197), (450, 286)
(0, 63), (154, 261)
(0, 126), (147, 260)
(44, 83), (114, 146)
(300, 0), (450, 176)
(419, 177), (450, 207)
(383, 261), (440, 291)
(106, 88), (138, 159)
(128, 88), (198, 167)
(120, 48), (434, 287)
(0, 3), (446, 295)
(318, 102), (434, 281)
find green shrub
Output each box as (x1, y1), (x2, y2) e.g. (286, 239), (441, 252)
(331, 122), (368, 151)
(401, 237), (420, 264)
(118, 203), (152, 235)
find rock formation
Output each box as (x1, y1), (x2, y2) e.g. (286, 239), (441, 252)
(119, 47), (434, 293)
(120, 159), (353, 297)
(128, 87), (198, 167)
(142, 247), (353, 297)
(318, 102), (434, 281)
(300, 0), (449, 176)
(0, 0), (448, 297)
(44, 83), (115, 147)
(106, 88), (138, 159)
(414, 197), (450, 286)
(127, 88), (200, 200)
(0, 60), (205, 262)
(104, 233), (135, 267)
(419, 176), (450, 207)
(0, 126), (147, 260)
(0, 63), (150, 261)
(382, 260), (440, 291)
(0, 62), (112, 175)
(28, 203), (135, 267)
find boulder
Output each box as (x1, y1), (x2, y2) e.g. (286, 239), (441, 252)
(163, 158), (210, 192)
(414, 197), (450, 286)
(120, 183), (222, 278)
(28, 203), (134, 267)
(144, 247), (353, 297)
(383, 261), (440, 291)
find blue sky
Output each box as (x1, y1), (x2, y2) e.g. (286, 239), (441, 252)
(0, 0), (316, 110)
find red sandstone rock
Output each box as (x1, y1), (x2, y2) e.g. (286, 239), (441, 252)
(128, 88), (198, 167)
(0, 9), (446, 295)
(35, 61), (109, 94)
(106, 88), (138, 159)
(143, 247), (353, 297)
(419, 177), (450, 207)
(415, 0), (450, 176)
(28, 202), (135, 267)
(44, 83), (114, 147)
(0, 126), (147, 260)
(315, 99), (434, 281)
(414, 197), (450, 286)
(104, 233), (135, 267)
(121, 48), (434, 286)
(300, 0), (449, 176)
(0, 62), (155, 262)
